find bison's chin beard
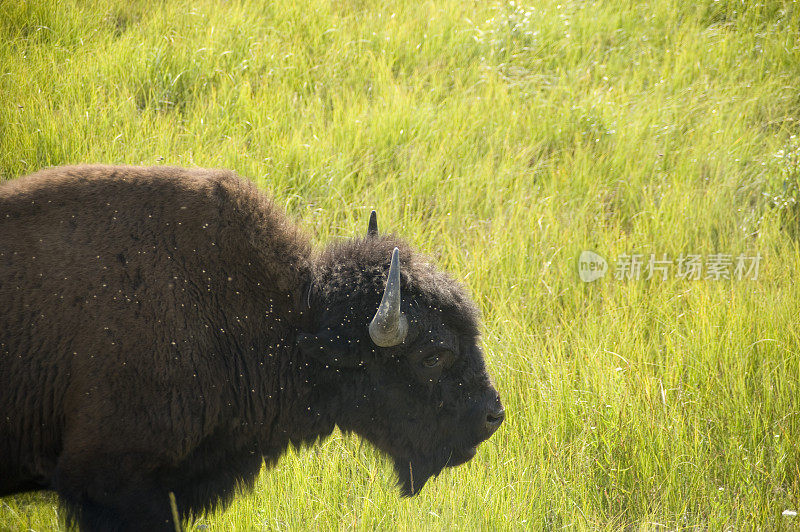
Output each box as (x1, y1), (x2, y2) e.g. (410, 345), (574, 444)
(392, 446), (478, 497)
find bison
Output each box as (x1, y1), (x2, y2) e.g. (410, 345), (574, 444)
(0, 165), (504, 531)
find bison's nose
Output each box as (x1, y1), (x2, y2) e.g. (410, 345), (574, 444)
(478, 391), (504, 438)
(485, 406), (505, 435)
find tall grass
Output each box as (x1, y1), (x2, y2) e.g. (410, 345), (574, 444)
(2, 0), (800, 528)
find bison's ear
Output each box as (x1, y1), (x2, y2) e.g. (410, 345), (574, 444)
(297, 331), (365, 368)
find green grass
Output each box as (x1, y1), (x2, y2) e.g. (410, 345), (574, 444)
(2, 0), (800, 528)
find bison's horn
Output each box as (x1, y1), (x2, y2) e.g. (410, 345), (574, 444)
(369, 247), (408, 347)
(368, 210), (378, 236)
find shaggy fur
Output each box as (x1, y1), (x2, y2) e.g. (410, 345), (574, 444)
(0, 165), (503, 531)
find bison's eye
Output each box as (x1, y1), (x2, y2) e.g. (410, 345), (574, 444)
(422, 354), (442, 368)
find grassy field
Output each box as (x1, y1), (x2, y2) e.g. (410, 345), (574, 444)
(2, 0), (800, 529)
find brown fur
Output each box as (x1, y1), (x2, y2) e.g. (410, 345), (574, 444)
(0, 165), (503, 531)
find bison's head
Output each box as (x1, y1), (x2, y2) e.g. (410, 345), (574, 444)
(300, 212), (504, 495)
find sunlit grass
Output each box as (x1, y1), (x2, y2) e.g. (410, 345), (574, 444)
(2, 0), (800, 528)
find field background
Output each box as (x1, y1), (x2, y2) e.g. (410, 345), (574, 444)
(2, 0), (800, 529)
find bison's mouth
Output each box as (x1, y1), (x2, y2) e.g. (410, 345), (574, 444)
(392, 445), (479, 496)
(446, 445), (477, 467)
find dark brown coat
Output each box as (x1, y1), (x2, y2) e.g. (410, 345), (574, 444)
(0, 166), (503, 531)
